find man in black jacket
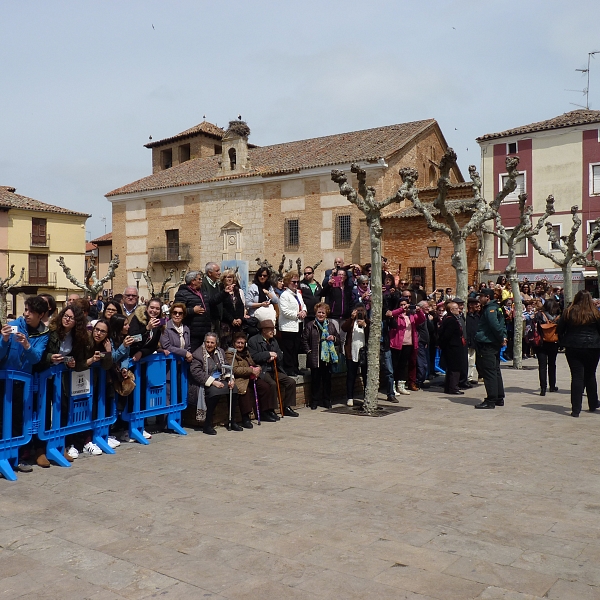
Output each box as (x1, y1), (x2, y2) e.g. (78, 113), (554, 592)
(299, 267), (322, 323)
(202, 262), (224, 333)
(174, 271), (229, 352)
(247, 320), (299, 417)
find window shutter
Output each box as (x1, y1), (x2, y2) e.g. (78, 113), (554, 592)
(593, 165), (600, 195)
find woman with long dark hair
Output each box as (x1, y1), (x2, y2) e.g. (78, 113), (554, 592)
(220, 270), (248, 349)
(102, 300), (123, 321)
(534, 298), (560, 396)
(245, 267), (278, 318)
(556, 291), (600, 416)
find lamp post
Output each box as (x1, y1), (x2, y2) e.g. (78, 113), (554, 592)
(132, 270), (143, 291)
(427, 240), (442, 293)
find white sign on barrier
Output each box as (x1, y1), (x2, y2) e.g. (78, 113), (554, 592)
(71, 370), (91, 397)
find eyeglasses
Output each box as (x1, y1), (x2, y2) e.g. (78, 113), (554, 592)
(172, 311), (184, 316)
(94, 328), (108, 335)
(258, 273), (268, 278)
(290, 280), (299, 284)
(124, 294), (138, 298)
(63, 314), (75, 322)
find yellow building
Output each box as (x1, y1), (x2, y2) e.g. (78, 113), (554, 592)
(0, 186), (89, 315)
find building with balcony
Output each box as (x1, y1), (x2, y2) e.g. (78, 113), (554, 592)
(477, 109), (600, 290)
(0, 186), (89, 314)
(106, 118), (463, 296)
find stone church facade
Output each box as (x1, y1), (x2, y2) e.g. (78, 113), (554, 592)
(107, 119), (463, 297)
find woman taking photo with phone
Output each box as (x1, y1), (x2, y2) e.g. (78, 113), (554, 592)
(128, 297), (164, 362)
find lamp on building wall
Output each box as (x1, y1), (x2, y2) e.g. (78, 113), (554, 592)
(132, 270), (143, 291)
(427, 240), (442, 292)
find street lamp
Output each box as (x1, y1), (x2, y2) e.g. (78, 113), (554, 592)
(427, 240), (442, 292)
(132, 270), (143, 291)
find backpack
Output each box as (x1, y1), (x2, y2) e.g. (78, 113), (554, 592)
(540, 313), (558, 343)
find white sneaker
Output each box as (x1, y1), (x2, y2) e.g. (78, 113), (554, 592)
(346, 399), (354, 406)
(107, 436), (121, 449)
(142, 430), (152, 440)
(82, 442), (102, 456)
(67, 445), (79, 459)
(398, 381), (411, 396)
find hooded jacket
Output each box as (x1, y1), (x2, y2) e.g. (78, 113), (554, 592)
(0, 316), (49, 373)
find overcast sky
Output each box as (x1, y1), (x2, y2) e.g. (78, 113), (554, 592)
(2, 0), (599, 239)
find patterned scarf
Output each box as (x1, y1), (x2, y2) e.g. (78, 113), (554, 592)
(195, 344), (225, 422)
(316, 319), (338, 365)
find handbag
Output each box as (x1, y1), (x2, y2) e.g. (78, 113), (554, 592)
(113, 369), (136, 396)
(358, 346), (367, 367)
(540, 313), (558, 343)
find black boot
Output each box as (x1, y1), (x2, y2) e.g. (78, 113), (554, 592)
(474, 399), (496, 409)
(241, 413), (254, 429)
(540, 387), (546, 396)
(228, 420), (243, 432)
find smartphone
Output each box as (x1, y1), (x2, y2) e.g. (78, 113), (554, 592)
(159, 318), (167, 326)
(98, 352), (106, 358)
(63, 356), (73, 362)
(331, 275), (342, 288)
(409, 304), (416, 312)
(131, 334), (143, 342)
(10, 326), (19, 334)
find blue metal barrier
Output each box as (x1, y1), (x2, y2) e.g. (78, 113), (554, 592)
(121, 354), (188, 445)
(36, 363), (116, 467)
(500, 346), (508, 362)
(434, 348), (445, 375)
(0, 372), (34, 481)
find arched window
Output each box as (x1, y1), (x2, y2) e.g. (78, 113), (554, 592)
(429, 165), (436, 186)
(229, 148), (237, 170)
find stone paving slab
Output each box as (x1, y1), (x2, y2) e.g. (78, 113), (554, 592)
(0, 354), (600, 599)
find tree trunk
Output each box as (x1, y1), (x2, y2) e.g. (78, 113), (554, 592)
(452, 237), (470, 304)
(596, 265), (600, 298)
(0, 292), (7, 324)
(363, 214), (382, 415)
(508, 276), (523, 370)
(563, 261), (574, 305)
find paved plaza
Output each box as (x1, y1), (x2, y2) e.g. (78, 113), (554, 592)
(0, 354), (599, 599)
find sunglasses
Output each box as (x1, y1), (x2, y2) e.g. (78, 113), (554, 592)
(172, 311), (184, 316)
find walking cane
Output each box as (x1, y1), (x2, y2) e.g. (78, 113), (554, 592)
(225, 348), (237, 430)
(273, 357), (284, 418)
(252, 375), (261, 425)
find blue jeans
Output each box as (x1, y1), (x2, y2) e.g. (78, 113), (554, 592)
(380, 349), (395, 397)
(416, 344), (429, 385)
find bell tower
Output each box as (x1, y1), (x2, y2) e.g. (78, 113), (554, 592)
(219, 120), (250, 174)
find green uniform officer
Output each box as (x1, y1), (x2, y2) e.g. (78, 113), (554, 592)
(474, 289), (507, 409)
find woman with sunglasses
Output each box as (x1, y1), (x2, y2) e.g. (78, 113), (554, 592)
(220, 270), (248, 349)
(245, 267), (278, 317)
(278, 271), (307, 376)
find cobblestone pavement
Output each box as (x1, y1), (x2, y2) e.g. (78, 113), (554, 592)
(1, 354), (599, 599)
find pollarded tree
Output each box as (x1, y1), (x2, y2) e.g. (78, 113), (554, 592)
(0, 266), (25, 323)
(399, 149), (521, 302)
(143, 268), (188, 301)
(574, 217), (600, 293)
(331, 163), (404, 414)
(57, 254), (120, 298)
(527, 206), (583, 304)
(484, 193), (555, 369)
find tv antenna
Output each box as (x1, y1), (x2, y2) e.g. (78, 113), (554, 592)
(101, 214), (107, 234)
(568, 50), (600, 109)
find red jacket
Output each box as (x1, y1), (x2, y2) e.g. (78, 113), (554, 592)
(389, 306), (426, 351)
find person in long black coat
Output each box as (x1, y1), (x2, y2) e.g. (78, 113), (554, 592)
(438, 301), (467, 395)
(174, 271), (229, 352)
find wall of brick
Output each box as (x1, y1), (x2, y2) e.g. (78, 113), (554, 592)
(382, 213), (479, 292)
(151, 135), (221, 173)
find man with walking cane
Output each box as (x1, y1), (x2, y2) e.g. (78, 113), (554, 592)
(248, 320), (300, 418)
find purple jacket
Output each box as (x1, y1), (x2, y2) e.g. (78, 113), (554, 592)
(160, 320), (191, 358)
(389, 306), (426, 351)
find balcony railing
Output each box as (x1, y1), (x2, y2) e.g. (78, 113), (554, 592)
(23, 271), (57, 287)
(148, 244), (191, 263)
(30, 234), (50, 247)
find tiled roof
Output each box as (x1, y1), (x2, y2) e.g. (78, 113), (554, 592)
(107, 119), (438, 197)
(86, 242), (97, 252)
(91, 232), (112, 243)
(0, 186), (90, 217)
(384, 198), (477, 219)
(145, 121), (226, 148)
(477, 109), (600, 142)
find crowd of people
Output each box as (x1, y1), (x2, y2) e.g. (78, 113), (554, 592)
(1, 259), (599, 474)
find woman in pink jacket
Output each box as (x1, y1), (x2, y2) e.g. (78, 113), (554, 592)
(386, 297), (426, 395)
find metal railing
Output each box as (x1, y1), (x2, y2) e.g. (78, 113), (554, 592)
(148, 244), (191, 262)
(23, 271), (57, 287)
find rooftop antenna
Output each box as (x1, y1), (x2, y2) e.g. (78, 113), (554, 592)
(568, 50), (600, 109)
(101, 215), (107, 235)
